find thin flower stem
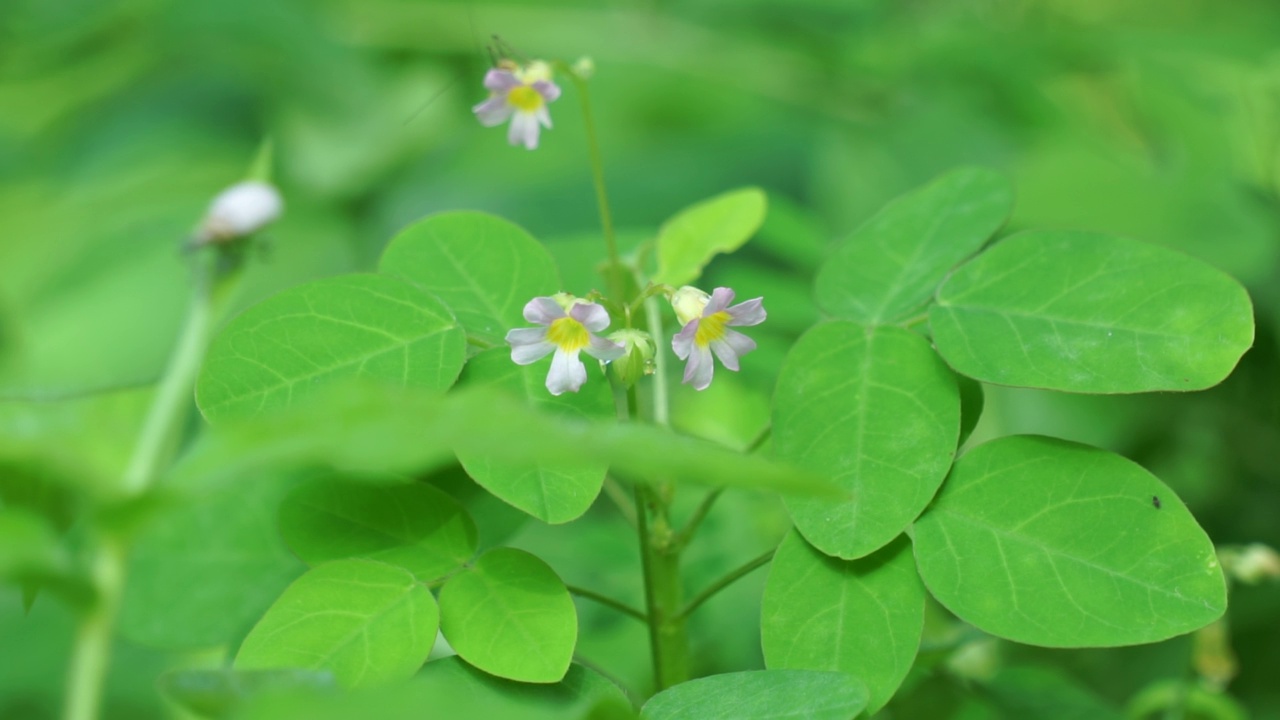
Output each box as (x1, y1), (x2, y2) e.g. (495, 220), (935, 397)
(568, 73), (626, 303)
(567, 584), (647, 623)
(63, 252), (234, 720)
(603, 476), (638, 528)
(679, 549), (776, 620)
(675, 425), (772, 548)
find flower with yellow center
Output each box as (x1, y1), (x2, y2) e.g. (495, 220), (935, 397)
(506, 296), (625, 395)
(670, 286), (767, 391)
(472, 62), (562, 150)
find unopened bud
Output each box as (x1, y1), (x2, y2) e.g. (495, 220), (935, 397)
(518, 60), (554, 84)
(572, 56), (595, 80)
(1222, 543), (1280, 585)
(196, 181), (283, 244)
(608, 329), (655, 386)
(671, 286), (711, 326)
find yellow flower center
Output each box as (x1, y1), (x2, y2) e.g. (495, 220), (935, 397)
(694, 311), (732, 346)
(547, 317), (589, 352)
(507, 85), (543, 113)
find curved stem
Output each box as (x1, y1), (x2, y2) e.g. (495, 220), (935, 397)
(567, 585), (647, 623)
(679, 549), (775, 620)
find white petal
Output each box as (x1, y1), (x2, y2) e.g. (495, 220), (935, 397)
(727, 297), (766, 326)
(704, 287), (736, 315)
(671, 321), (697, 360)
(535, 105), (553, 129)
(472, 97), (513, 127)
(546, 349), (588, 395)
(584, 334), (625, 361)
(202, 181), (283, 239)
(533, 79), (561, 103)
(569, 302), (610, 333)
(710, 330), (756, 372)
(510, 338), (556, 365)
(508, 112), (541, 150)
(523, 297), (564, 325)
(682, 344), (716, 391)
(484, 69), (521, 93)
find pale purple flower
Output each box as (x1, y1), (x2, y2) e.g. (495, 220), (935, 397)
(506, 296), (625, 395)
(472, 63), (561, 150)
(671, 286), (767, 391)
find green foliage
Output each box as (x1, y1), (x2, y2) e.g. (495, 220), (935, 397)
(196, 274), (466, 421)
(815, 167), (1013, 324)
(438, 548), (578, 683)
(654, 188), (767, 287)
(455, 348), (612, 524)
(913, 435), (1226, 647)
(159, 668), (335, 719)
(639, 669), (868, 720)
(930, 231), (1255, 393)
(774, 322), (960, 558)
(761, 533), (925, 713)
(235, 559), (438, 687)
(278, 477), (478, 581)
(379, 212), (561, 342)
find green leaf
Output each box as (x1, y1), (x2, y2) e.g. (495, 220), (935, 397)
(640, 669), (868, 720)
(235, 559), (438, 687)
(929, 231), (1254, 393)
(455, 348), (612, 524)
(278, 477), (477, 581)
(762, 532), (925, 714)
(984, 667), (1124, 720)
(816, 167), (1013, 324)
(415, 657), (632, 720)
(957, 375), (985, 448)
(774, 322), (960, 558)
(912, 435), (1226, 647)
(196, 274), (466, 422)
(654, 187), (767, 287)
(378, 211), (561, 342)
(121, 476), (304, 649)
(159, 668), (335, 719)
(439, 547), (577, 683)
(0, 507), (65, 580)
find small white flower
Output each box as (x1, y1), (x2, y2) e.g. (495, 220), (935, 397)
(671, 286), (766, 391)
(472, 62), (562, 150)
(196, 181), (283, 243)
(506, 296), (625, 395)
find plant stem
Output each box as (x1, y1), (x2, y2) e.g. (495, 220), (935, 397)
(568, 72), (626, 303)
(602, 476), (638, 528)
(679, 549), (775, 620)
(675, 425), (772, 548)
(566, 584), (647, 623)
(63, 252), (228, 720)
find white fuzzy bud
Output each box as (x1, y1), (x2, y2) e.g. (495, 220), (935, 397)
(197, 181), (283, 243)
(671, 286), (711, 326)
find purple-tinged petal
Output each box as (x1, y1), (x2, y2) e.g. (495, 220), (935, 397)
(584, 334), (625, 361)
(704, 287), (736, 315)
(508, 111), (541, 150)
(569, 302), (610, 332)
(710, 330), (756, 372)
(484, 69), (521, 93)
(533, 79), (561, 103)
(510, 338), (556, 365)
(726, 297), (766, 326)
(523, 297), (565, 325)
(472, 96), (513, 127)
(546, 349), (587, 395)
(682, 344), (716, 391)
(672, 321), (698, 360)
(535, 105), (553, 130)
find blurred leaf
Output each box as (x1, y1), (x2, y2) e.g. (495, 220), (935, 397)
(653, 188), (767, 287)
(439, 547), (577, 683)
(120, 474), (304, 649)
(762, 532), (924, 714)
(425, 464), (529, 551)
(159, 668), (335, 720)
(236, 559), (438, 688)
(981, 666), (1124, 720)
(816, 167), (1012, 325)
(456, 348), (612, 525)
(956, 375), (984, 448)
(929, 231), (1255, 393)
(913, 435), (1226, 647)
(378, 212), (560, 343)
(196, 273), (466, 422)
(278, 477), (477, 582)
(639, 669), (867, 720)
(774, 322), (959, 558)
(0, 507), (90, 607)
(1125, 678), (1248, 720)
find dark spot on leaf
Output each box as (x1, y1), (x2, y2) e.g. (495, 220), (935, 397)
(1152, 495), (1161, 509)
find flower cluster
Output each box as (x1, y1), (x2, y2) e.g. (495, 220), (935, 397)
(505, 286), (766, 395)
(472, 60), (561, 150)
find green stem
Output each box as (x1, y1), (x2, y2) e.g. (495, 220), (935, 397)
(63, 252), (230, 720)
(566, 584), (647, 623)
(675, 425), (771, 548)
(568, 72), (626, 303)
(679, 549), (775, 620)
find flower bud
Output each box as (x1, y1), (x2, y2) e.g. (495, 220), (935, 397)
(608, 329), (655, 386)
(670, 285), (711, 326)
(196, 181), (283, 244)
(518, 60), (554, 84)
(1222, 543), (1280, 585)
(572, 56), (595, 80)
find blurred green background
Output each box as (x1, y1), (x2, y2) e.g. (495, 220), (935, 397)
(3, 0), (1279, 717)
